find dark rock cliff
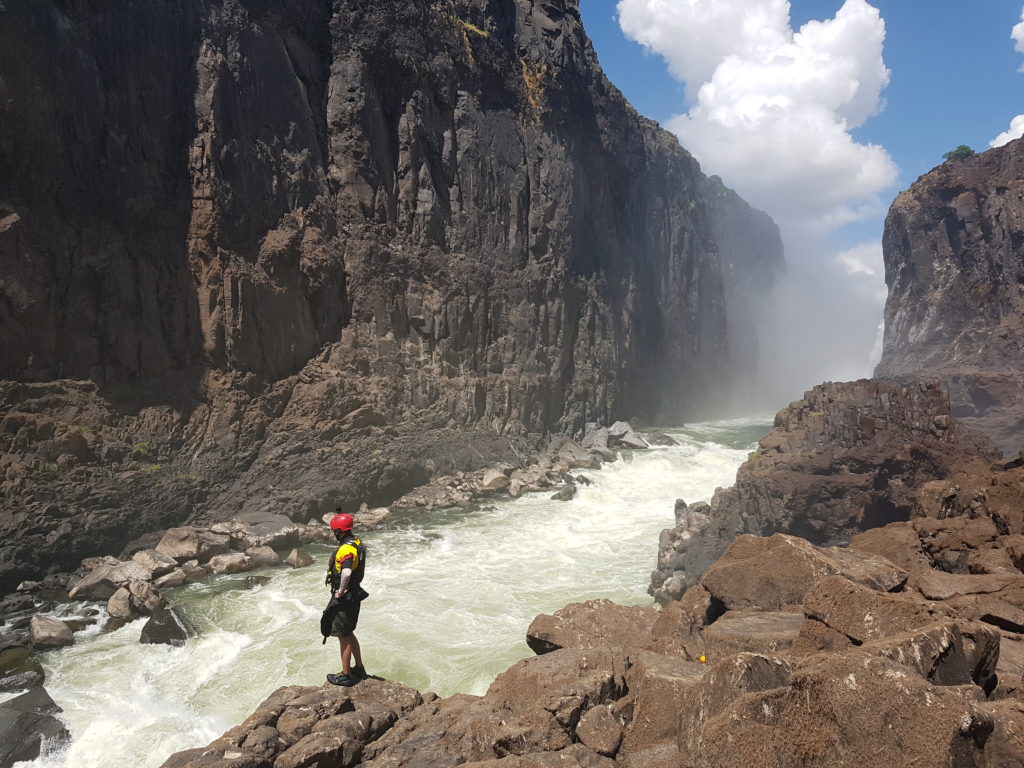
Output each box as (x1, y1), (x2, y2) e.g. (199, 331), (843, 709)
(650, 378), (999, 603)
(876, 139), (1024, 453)
(0, 0), (782, 592)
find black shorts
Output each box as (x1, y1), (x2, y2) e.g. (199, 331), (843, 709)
(330, 598), (361, 637)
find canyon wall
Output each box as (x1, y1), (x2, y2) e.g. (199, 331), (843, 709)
(0, 0), (782, 591)
(876, 139), (1024, 454)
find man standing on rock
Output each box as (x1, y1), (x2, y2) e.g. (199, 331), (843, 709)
(323, 512), (368, 686)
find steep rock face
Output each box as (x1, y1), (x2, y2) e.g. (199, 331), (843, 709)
(0, 0), (781, 592)
(650, 379), (999, 603)
(876, 139), (1024, 453)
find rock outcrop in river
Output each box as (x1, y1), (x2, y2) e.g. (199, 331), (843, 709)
(0, 0), (782, 593)
(876, 138), (1024, 454)
(650, 378), (999, 603)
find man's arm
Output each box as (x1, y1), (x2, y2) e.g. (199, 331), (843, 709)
(333, 554), (353, 597)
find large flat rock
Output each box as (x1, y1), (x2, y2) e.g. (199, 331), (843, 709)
(700, 534), (907, 611)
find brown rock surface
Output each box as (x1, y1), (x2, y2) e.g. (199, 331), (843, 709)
(681, 655), (991, 768)
(699, 533), (907, 611)
(162, 528), (1024, 768)
(651, 379), (997, 602)
(877, 138), (1024, 454)
(526, 601), (659, 656)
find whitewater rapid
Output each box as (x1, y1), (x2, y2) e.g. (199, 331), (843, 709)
(15, 418), (769, 768)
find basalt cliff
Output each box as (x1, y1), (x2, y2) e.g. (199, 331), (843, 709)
(876, 138), (1024, 454)
(0, 0), (782, 593)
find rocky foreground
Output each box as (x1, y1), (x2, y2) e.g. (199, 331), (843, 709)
(159, 517), (1024, 768)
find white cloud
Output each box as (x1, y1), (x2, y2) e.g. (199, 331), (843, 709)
(836, 241), (881, 278)
(1013, 7), (1024, 57)
(617, 0), (898, 236)
(991, 9), (1024, 147)
(991, 114), (1024, 148)
(617, 0), (899, 404)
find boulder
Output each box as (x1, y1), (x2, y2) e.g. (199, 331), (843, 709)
(0, 687), (69, 768)
(180, 561), (208, 582)
(0, 646), (44, 693)
(977, 699), (1024, 768)
(910, 570), (1024, 601)
(680, 654), (992, 767)
(131, 549), (178, 578)
(674, 653), (795, 757)
(700, 610), (805, 659)
(645, 432), (678, 446)
(357, 507), (392, 527)
(619, 651), (705, 759)
(480, 468), (510, 491)
(575, 705), (622, 758)
(550, 485), (577, 502)
(196, 532), (232, 562)
(526, 600), (660, 656)
(245, 546), (282, 568)
(234, 512), (303, 549)
(856, 620), (1000, 691)
(140, 607), (188, 647)
(997, 632), (1024, 697)
(607, 422), (648, 450)
(285, 549), (315, 568)
(161, 679), (424, 768)
(67, 564), (121, 600)
(581, 427), (609, 451)
(155, 527), (201, 561)
(850, 521), (932, 572)
(29, 616), (73, 649)
(207, 553), (252, 575)
(128, 580), (165, 614)
(153, 569), (188, 589)
(803, 575), (952, 644)
(700, 534), (908, 612)
(106, 588), (134, 620)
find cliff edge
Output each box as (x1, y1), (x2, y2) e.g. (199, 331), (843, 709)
(876, 138), (1024, 453)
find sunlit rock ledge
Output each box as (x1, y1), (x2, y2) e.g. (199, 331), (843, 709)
(160, 529), (1024, 768)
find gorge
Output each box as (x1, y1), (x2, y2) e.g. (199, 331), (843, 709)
(3, 0), (1024, 767)
(0, 0), (780, 595)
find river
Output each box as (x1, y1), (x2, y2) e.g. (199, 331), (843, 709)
(14, 417), (770, 768)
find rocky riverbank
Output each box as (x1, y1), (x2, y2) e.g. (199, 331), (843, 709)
(649, 377), (999, 603)
(158, 514), (1024, 768)
(0, 419), (668, 766)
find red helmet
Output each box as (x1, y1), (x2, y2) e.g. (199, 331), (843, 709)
(329, 513), (354, 532)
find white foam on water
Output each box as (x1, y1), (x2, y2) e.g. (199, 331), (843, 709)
(16, 417), (770, 768)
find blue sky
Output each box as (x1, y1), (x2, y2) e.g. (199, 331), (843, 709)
(576, 1), (1024, 400)
(581, 1), (1024, 248)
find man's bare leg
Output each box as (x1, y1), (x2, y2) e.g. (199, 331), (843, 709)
(340, 635), (362, 675)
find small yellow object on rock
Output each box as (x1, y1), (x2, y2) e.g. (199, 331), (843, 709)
(698, 654), (707, 663)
